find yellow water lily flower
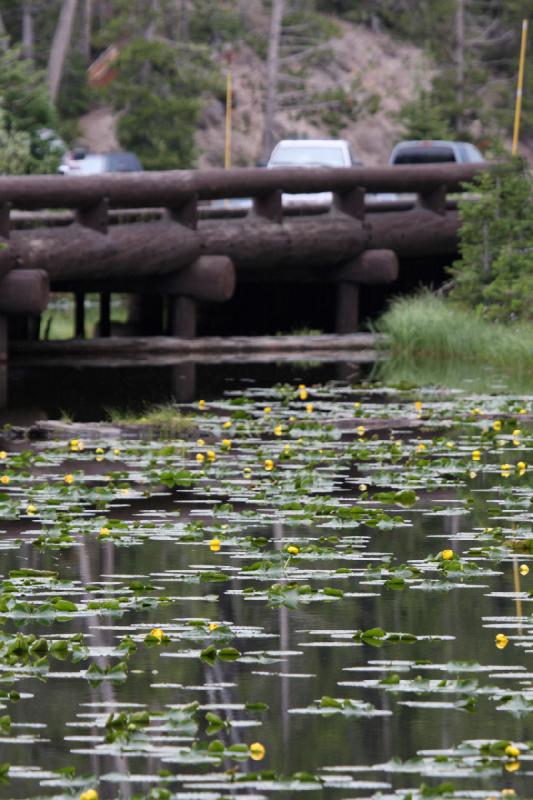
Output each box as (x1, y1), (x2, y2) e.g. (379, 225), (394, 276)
(0, 475), (10, 485)
(355, 425), (366, 436)
(210, 538), (221, 552)
(274, 425), (283, 436)
(26, 504), (37, 515)
(207, 450), (216, 462)
(263, 406), (272, 414)
(286, 545), (299, 555)
(221, 439), (232, 450)
(359, 484), (368, 492)
(196, 453), (205, 463)
(519, 564), (529, 576)
(99, 527), (110, 537)
(0, 451), (6, 459)
(440, 549), (454, 560)
(495, 633), (509, 649)
(264, 459), (274, 471)
(505, 744), (520, 758)
(80, 791), (98, 800)
(223, 420), (232, 429)
(64, 474), (74, 485)
(249, 742), (266, 761)
(492, 420), (502, 431)
(198, 399), (206, 410)
(208, 622), (219, 631)
(472, 450), (481, 461)
(306, 403), (314, 413)
(150, 628), (164, 642)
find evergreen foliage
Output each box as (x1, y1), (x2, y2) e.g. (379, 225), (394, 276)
(449, 157), (533, 322)
(104, 39), (221, 170)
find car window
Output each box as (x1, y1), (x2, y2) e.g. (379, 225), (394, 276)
(269, 145), (346, 167)
(107, 153), (143, 172)
(464, 144), (484, 163)
(391, 146), (456, 164)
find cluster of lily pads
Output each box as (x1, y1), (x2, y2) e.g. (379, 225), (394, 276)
(0, 382), (531, 799)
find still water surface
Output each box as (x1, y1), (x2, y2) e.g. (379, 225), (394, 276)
(0, 369), (531, 799)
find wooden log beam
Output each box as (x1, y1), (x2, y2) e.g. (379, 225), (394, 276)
(0, 270), (50, 315)
(154, 256), (236, 303)
(366, 209), (460, 256)
(11, 220), (200, 280)
(335, 249), (399, 285)
(201, 214), (368, 271)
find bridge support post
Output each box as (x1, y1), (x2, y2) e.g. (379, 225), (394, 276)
(0, 315), (7, 409)
(99, 292), (111, 337)
(75, 292), (86, 338)
(170, 296), (197, 339)
(335, 282), (359, 334)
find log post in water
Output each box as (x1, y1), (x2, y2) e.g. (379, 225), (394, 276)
(335, 283), (360, 334)
(170, 296), (197, 339)
(99, 292), (111, 338)
(75, 292), (86, 338)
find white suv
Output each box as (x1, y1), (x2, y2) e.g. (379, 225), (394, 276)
(267, 139), (362, 208)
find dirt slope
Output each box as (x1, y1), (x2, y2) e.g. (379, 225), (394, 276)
(197, 19), (431, 168)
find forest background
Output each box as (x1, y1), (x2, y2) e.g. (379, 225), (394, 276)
(0, 0), (530, 174)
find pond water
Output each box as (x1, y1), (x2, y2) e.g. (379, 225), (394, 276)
(0, 378), (531, 800)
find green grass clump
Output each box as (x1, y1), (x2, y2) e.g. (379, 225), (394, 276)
(106, 404), (196, 438)
(377, 292), (533, 376)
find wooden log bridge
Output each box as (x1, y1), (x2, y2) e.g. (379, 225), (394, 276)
(0, 163), (486, 375)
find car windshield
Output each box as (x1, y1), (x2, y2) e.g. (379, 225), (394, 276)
(270, 145), (345, 167)
(74, 155), (106, 174)
(392, 146), (456, 164)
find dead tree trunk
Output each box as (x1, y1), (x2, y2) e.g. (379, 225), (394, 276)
(455, 0), (465, 132)
(47, 0), (79, 104)
(22, 2), (34, 61)
(82, 0), (92, 62)
(262, 0), (284, 160)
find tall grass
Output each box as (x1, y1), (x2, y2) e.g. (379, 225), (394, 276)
(106, 404), (196, 437)
(377, 292), (533, 375)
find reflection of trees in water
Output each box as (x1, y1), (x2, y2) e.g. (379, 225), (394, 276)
(78, 539), (132, 800)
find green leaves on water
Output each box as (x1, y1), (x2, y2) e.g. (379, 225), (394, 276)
(266, 583), (344, 609)
(200, 644), (241, 665)
(354, 628), (418, 647)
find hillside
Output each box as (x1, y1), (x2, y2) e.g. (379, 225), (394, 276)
(79, 16), (431, 168)
(196, 19), (431, 167)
